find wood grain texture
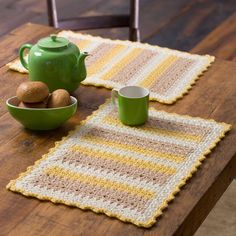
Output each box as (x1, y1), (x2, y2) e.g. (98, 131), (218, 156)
(0, 23), (235, 236)
(195, 181), (236, 236)
(1, 0), (236, 50)
(145, 0), (236, 51)
(192, 11), (236, 61)
(0, 23), (56, 67)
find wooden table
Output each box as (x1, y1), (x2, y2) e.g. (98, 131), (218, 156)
(0, 23), (235, 236)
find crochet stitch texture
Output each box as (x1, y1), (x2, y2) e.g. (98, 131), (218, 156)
(7, 31), (214, 104)
(7, 101), (231, 228)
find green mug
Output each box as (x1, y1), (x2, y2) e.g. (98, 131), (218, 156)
(111, 86), (149, 126)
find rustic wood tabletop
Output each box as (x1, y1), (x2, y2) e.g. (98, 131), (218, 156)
(0, 23), (235, 236)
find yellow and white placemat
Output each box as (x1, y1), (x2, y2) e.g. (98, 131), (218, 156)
(7, 101), (230, 228)
(7, 31), (214, 104)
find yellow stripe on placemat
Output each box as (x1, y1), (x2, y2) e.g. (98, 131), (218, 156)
(104, 116), (203, 142)
(72, 145), (176, 174)
(88, 44), (126, 75)
(139, 55), (178, 88)
(81, 135), (185, 163)
(101, 48), (143, 80)
(75, 39), (93, 51)
(47, 166), (155, 199)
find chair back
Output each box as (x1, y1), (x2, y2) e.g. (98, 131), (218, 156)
(47, 0), (140, 41)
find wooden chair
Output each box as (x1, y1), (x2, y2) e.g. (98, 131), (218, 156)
(46, 0), (140, 41)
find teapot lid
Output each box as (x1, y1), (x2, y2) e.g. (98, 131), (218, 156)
(38, 34), (69, 49)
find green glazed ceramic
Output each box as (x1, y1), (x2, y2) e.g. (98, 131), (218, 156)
(112, 86), (149, 126)
(19, 35), (88, 93)
(6, 96), (77, 130)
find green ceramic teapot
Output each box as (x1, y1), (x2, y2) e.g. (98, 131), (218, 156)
(19, 34), (88, 93)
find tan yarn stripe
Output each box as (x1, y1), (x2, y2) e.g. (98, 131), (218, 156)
(109, 50), (158, 83)
(139, 55), (178, 88)
(147, 115), (211, 137)
(81, 134), (184, 163)
(46, 166), (155, 198)
(108, 111), (209, 140)
(150, 57), (195, 95)
(62, 150), (171, 185)
(102, 48), (143, 80)
(88, 43), (125, 75)
(33, 173), (152, 213)
(71, 145), (176, 174)
(87, 44), (125, 75)
(84, 126), (192, 158)
(85, 43), (116, 67)
(105, 115), (203, 142)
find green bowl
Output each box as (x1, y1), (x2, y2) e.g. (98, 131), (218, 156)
(6, 96), (77, 130)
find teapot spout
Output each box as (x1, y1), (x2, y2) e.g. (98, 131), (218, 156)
(73, 52), (89, 83)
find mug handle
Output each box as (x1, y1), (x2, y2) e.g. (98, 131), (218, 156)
(19, 44), (33, 70)
(111, 88), (119, 107)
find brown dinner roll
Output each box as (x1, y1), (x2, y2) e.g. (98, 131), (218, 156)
(16, 81), (49, 103)
(19, 101), (47, 108)
(47, 89), (71, 108)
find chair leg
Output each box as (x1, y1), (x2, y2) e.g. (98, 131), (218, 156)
(47, 0), (59, 28)
(129, 0), (140, 42)
(130, 28), (140, 42)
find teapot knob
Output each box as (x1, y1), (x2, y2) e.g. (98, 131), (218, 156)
(50, 34), (57, 41)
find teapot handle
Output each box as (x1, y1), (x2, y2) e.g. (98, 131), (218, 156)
(19, 44), (33, 70)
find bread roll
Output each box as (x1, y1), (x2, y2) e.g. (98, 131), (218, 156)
(47, 89), (71, 108)
(16, 81), (49, 103)
(19, 101), (47, 108)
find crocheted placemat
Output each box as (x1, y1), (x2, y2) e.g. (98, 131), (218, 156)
(7, 31), (214, 104)
(7, 101), (230, 228)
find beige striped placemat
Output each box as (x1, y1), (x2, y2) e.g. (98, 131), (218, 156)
(7, 31), (214, 104)
(7, 101), (230, 228)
